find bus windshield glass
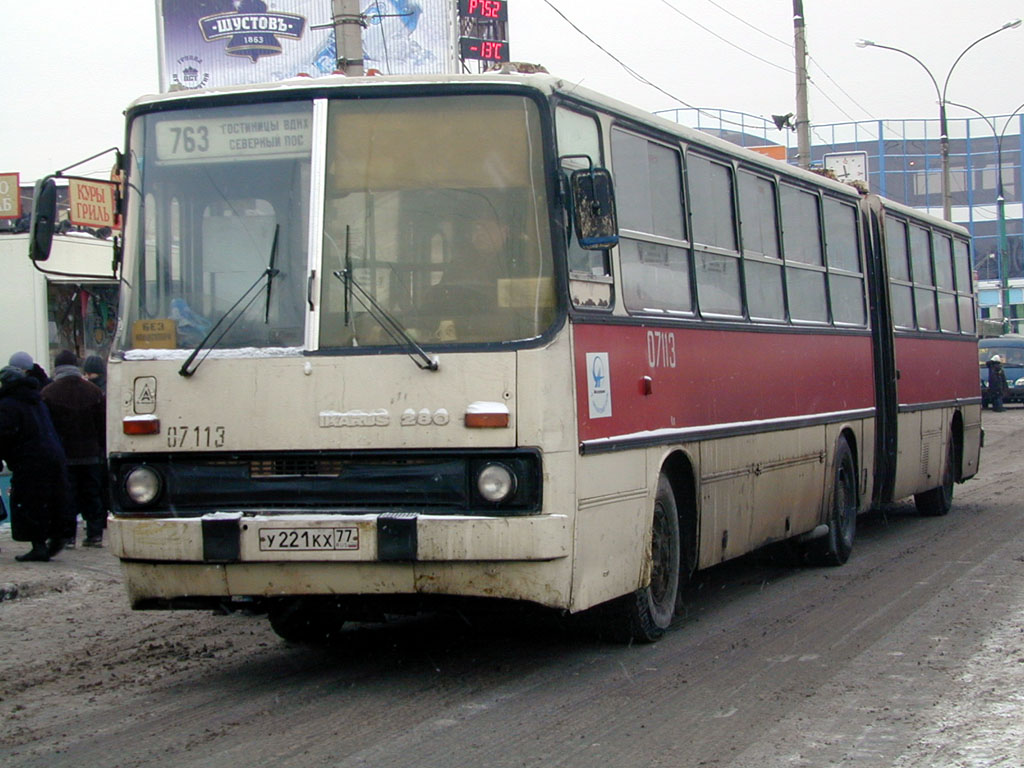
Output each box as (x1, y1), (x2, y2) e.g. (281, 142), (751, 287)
(118, 101), (314, 353)
(318, 94), (556, 347)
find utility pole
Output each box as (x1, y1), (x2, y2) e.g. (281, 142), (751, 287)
(332, 0), (364, 76)
(792, 0), (811, 169)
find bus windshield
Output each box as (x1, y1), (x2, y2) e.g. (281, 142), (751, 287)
(120, 101), (314, 352)
(979, 342), (1024, 366)
(318, 94), (556, 347)
(116, 93), (556, 355)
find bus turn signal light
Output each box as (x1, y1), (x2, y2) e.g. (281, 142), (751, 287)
(123, 416), (161, 435)
(465, 401), (510, 428)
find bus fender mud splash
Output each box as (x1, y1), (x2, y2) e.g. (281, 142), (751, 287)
(797, 524), (829, 542)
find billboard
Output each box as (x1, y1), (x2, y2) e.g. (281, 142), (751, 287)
(158, 1), (455, 92)
(67, 178), (121, 231)
(0, 173), (19, 221)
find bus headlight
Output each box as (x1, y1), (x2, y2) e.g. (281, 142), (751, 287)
(124, 466), (162, 505)
(477, 463), (517, 503)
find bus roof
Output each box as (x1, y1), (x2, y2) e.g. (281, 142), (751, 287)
(126, 71), (862, 200)
(862, 193), (970, 237)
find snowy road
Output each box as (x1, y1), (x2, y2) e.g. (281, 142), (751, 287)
(2, 409), (1022, 767)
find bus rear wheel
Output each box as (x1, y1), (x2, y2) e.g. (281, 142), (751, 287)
(804, 438), (857, 567)
(609, 474), (681, 643)
(915, 439), (955, 517)
(268, 597), (346, 644)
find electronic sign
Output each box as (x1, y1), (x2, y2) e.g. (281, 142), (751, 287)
(459, 0), (508, 22)
(459, 37), (510, 63)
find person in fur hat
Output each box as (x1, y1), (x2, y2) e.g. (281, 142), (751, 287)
(41, 351), (107, 547)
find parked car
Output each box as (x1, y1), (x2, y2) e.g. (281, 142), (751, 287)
(979, 335), (1024, 407)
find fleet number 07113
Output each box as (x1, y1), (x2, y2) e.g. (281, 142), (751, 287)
(166, 425), (226, 448)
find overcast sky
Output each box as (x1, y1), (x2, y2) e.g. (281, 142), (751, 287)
(2, 0), (1022, 181)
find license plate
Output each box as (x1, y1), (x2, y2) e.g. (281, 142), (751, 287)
(258, 527), (360, 552)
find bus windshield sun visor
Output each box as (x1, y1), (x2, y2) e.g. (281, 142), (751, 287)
(178, 225), (281, 378)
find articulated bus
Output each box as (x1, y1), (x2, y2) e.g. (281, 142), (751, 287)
(29, 73), (981, 642)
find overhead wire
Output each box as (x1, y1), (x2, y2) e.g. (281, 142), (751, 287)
(667, 0), (884, 138)
(540, 0), (884, 147)
(538, 0), (761, 131)
(700, 0), (792, 48)
(696, 0), (879, 122)
(656, 0), (794, 75)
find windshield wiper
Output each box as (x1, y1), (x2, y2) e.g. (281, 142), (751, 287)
(264, 225), (280, 323)
(179, 231), (281, 377)
(332, 269), (438, 371)
(332, 234), (438, 372)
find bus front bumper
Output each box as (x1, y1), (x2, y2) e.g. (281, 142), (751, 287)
(110, 512), (570, 563)
(109, 513), (572, 608)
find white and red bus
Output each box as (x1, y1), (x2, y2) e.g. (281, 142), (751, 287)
(29, 73), (982, 642)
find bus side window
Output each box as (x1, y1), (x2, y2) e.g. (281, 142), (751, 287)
(885, 216), (915, 329)
(739, 171), (784, 322)
(910, 224), (938, 331)
(954, 239), (976, 334)
(781, 183), (827, 323)
(823, 197), (866, 326)
(934, 234), (958, 332)
(611, 128), (690, 316)
(688, 152), (741, 317)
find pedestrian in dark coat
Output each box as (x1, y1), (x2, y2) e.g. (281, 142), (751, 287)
(9, 351), (52, 389)
(0, 365), (73, 561)
(82, 355), (107, 394)
(41, 350), (107, 547)
(987, 355), (1009, 412)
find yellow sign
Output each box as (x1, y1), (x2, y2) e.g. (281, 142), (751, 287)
(132, 319), (177, 349)
(68, 177), (120, 230)
(0, 173), (19, 220)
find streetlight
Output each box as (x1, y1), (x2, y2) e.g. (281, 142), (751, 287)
(947, 100), (1024, 332)
(855, 18), (1021, 222)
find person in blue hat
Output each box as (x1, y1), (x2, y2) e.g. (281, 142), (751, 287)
(9, 351), (52, 389)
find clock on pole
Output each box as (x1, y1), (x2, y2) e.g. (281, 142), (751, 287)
(823, 151), (868, 184)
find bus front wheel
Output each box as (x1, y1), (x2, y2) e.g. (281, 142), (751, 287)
(609, 474), (681, 643)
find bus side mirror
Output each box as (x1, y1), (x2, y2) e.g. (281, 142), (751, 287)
(28, 177), (57, 262)
(570, 167), (618, 250)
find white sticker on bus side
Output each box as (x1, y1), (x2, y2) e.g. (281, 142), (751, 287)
(586, 352), (612, 419)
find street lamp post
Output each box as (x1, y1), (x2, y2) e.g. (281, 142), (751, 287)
(947, 100), (1024, 333)
(856, 19), (1021, 222)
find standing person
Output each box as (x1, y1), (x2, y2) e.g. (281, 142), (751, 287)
(0, 365), (72, 561)
(41, 350), (107, 547)
(82, 355), (107, 393)
(82, 354), (109, 521)
(987, 355), (1009, 412)
(9, 351), (52, 389)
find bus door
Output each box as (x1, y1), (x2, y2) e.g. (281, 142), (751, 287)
(863, 200), (899, 503)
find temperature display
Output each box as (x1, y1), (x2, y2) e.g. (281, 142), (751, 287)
(459, 0), (508, 22)
(460, 36), (510, 62)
